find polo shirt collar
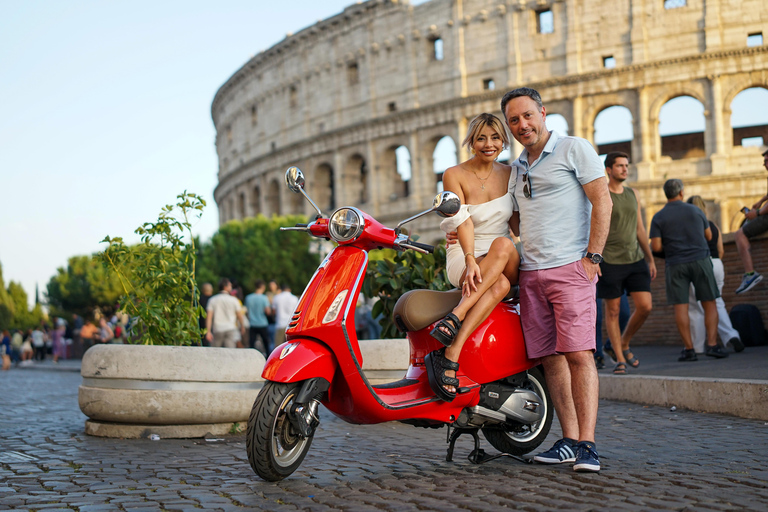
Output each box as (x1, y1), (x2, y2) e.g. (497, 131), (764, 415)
(518, 130), (559, 167)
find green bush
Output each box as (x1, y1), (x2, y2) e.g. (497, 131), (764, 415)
(361, 240), (451, 339)
(100, 192), (205, 345)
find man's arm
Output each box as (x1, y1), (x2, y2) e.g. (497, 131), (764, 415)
(582, 178), (613, 280)
(631, 189), (656, 280)
(704, 226), (712, 242)
(205, 306), (214, 341)
(509, 211), (520, 237)
(650, 237), (663, 253)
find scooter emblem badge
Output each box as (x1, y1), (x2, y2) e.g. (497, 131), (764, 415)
(279, 342), (300, 359)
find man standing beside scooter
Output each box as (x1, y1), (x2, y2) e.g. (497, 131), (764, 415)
(503, 88), (612, 472)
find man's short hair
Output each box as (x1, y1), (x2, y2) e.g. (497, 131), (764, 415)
(254, 279), (265, 290)
(218, 278), (231, 291)
(500, 87), (543, 116)
(762, 148), (768, 157)
(604, 151), (630, 169)
(663, 179), (684, 199)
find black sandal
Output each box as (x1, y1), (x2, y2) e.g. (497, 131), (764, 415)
(429, 313), (462, 347)
(425, 348), (460, 402)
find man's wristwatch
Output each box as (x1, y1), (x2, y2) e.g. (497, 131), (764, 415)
(585, 252), (603, 264)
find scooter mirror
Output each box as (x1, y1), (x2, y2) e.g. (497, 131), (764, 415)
(433, 191), (461, 218)
(285, 167), (305, 193)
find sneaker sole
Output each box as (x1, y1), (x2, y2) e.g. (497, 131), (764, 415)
(533, 456), (576, 464)
(736, 275), (763, 294)
(574, 462), (600, 472)
(730, 338), (745, 353)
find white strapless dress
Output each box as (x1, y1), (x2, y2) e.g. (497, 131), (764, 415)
(440, 193), (515, 288)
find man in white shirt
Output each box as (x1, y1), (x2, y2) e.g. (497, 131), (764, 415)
(271, 284), (299, 346)
(205, 278), (245, 348)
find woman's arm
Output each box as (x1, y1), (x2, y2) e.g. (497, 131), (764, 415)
(444, 168), (481, 295)
(714, 222), (724, 260)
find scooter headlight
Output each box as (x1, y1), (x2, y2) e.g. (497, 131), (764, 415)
(328, 207), (364, 243)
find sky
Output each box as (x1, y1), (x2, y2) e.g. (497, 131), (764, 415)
(0, 0), (358, 306)
(1, 0), (765, 308)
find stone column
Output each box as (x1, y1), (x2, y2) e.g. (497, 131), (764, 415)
(709, 74), (729, 175)
(366, 139), (380, 216)
(635, 86), (654, 181)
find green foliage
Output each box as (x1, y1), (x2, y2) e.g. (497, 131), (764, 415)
(196, 214), (320, 293)
(0, 262), (44, 330)
(100, 192), (205, 346)
(46, 254), (123, 319)
(361, 240), (452, 339)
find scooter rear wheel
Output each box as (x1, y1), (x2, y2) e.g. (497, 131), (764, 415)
(482, 366), (553, 456)
(246, 381), (315, 481)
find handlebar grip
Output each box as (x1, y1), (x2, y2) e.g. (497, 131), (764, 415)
(295, 223), (308, 227)
(409, 241), (434, 253)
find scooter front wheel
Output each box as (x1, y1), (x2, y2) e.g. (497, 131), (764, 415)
(246, 381), (315, 481)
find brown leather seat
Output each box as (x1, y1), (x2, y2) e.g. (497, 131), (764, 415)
(392, 286), (519, 333)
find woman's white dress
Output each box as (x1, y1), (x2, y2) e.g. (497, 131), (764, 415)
(441, 193), (515, 288)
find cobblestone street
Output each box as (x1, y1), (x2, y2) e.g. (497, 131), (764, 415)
(1, 368), (767, 511)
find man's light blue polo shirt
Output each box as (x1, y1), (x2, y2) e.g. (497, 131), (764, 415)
(509, 130), (605, 271)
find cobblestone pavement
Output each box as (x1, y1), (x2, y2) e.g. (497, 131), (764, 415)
(1, 368), (767, 511)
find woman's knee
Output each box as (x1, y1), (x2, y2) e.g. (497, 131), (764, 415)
(491, 275), (511, 298)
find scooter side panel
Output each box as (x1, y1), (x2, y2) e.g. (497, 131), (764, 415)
(286, 246), (366, 369)
(458, 302), (537, 381)
(262, 340), (337, 384)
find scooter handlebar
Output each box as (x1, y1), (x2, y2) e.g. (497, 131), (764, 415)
(400, 240), (434, 254)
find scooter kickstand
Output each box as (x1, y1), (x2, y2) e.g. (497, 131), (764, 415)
(445, 427), (483, 463)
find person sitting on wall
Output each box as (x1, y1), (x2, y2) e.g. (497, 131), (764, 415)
(734, 149), (768, 294)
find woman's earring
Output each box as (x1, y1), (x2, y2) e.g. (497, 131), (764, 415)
(470, 148), (476, 155)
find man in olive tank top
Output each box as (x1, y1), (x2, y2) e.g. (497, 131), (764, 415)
(596, 152), (656, 374)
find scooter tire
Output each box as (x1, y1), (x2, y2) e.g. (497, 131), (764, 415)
(481, 366), (553, 456)
(246, 381), (315, 481)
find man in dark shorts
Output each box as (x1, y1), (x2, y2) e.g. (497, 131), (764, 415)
(597, 152), (656, 374)
(734, 149), (768, 294)
(650, 179), (728, 361)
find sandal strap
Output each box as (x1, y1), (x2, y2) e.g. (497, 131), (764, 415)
(435, 349), (459, 371)
(440, 374), (459, 387)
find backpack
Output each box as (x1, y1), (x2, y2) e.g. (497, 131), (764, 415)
(729, 304), (768, 347)
(114, 325), (123, 339)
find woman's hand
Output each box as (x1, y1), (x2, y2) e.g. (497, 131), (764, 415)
(462, 257), (482, 297)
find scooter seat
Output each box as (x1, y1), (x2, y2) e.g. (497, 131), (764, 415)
(392, 286), (519, 333)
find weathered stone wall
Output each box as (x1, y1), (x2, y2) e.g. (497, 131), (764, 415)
(212, 0), (768, 245)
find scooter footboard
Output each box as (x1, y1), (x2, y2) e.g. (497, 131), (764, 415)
(262, 339), (337, 383)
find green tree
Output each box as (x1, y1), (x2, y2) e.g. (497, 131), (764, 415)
(361, 241), (452, 338)
(6, 281), (44, 330)
(0, 262), (16, 327)
(46, 254), (123, 319)
(101, 192), (205, 345)
(197, 215), (319, 294)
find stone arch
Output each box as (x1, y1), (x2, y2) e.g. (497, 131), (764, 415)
(266, 178), (280, 216)
(378, 143), (411, 201)
(658, 95), (707, 160)
(593, 105), (634, 159)
(432, 135), (458, 193)
(546, 113), (570, 136)
(238, 191), (247, 219)
(311, 163), (335, 213)
(729, 86), (768, 147)
(251, 184), (262, 216)
(343, 153), (368, 205)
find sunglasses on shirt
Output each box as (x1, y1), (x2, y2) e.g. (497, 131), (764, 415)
(522, 171), (532, 198)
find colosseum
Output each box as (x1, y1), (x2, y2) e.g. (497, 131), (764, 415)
(212, 0), (768, 241)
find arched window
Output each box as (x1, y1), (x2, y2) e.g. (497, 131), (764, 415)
(546, 113), (569, 136)
(594, 106), (633, 159)
(345, 154), (367, 205)
(266, 179), (280, 216)
(659, 96), (706, 160)
(395, 145), (411, 198)
(251, 185), (261, 216)
(239, 192), (247, 219)
(313, 163), (335, 213)
(433, 136), (458, 193)
(731, 87), (768, 147)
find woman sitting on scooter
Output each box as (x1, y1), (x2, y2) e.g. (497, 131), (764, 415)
(426, 113), (520, 402)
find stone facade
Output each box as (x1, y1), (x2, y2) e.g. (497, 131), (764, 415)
(212, 0), (768, 241)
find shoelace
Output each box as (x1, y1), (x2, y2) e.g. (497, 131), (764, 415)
(576, 444), (598, 460)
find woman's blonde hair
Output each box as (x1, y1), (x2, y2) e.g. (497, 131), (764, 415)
(462, 113), (510, 150)
(687, 194), (707, 213)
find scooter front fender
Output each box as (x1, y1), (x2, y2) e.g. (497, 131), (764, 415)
(261, 339), (337, 383)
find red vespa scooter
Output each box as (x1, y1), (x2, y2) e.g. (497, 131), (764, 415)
(246, 167), (553, 481)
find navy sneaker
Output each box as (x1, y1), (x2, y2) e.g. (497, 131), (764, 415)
(573, 441), (600, 472)
(533, 438), (577, 464)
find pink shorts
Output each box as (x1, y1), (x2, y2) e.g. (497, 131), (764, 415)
(519, 260), (597, 358)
